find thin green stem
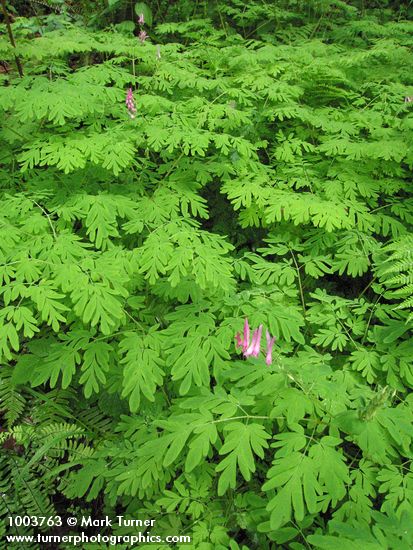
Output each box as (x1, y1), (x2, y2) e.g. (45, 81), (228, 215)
(31, 200), (57, 240)
(0, 0), (23, 77)
(206, 415), (271, 425)
(289, 247), (306, 316)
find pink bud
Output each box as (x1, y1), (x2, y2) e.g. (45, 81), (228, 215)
(138, 13), (145, 25)
(125, 87), (137, 118)
(242, 318), (250, 352)
(138, 30), (148, 42)
(244, 325), (262, 358)
(265, 330), (276, 366)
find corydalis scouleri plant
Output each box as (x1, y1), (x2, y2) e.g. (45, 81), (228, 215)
(0, 2), (413, 549)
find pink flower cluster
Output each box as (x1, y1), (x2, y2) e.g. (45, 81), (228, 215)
(125, 88), (137, 119)
(235, 318), (276, 366)
(137, 12), (148, 42)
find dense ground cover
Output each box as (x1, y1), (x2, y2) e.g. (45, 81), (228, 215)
(0, 0), (413, 548)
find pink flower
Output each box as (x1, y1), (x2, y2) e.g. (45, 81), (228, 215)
(235, 318), (250, 353)
(235, 318), (276, 365)
(138, 13), (145, 25)
(265, 330), (276, 366)
(125, 88), (137, 119)
(138, 30), (148, 42)
(244, 325), (262, 358)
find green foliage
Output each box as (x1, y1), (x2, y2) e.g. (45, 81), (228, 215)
(375, 235), (413, 320)
(0, 0), (413, 548)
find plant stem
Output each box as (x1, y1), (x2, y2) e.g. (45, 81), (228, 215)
(1, 0), (24, 77)
(206, 415), (270, 425)
(289, 247), (306, 316)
